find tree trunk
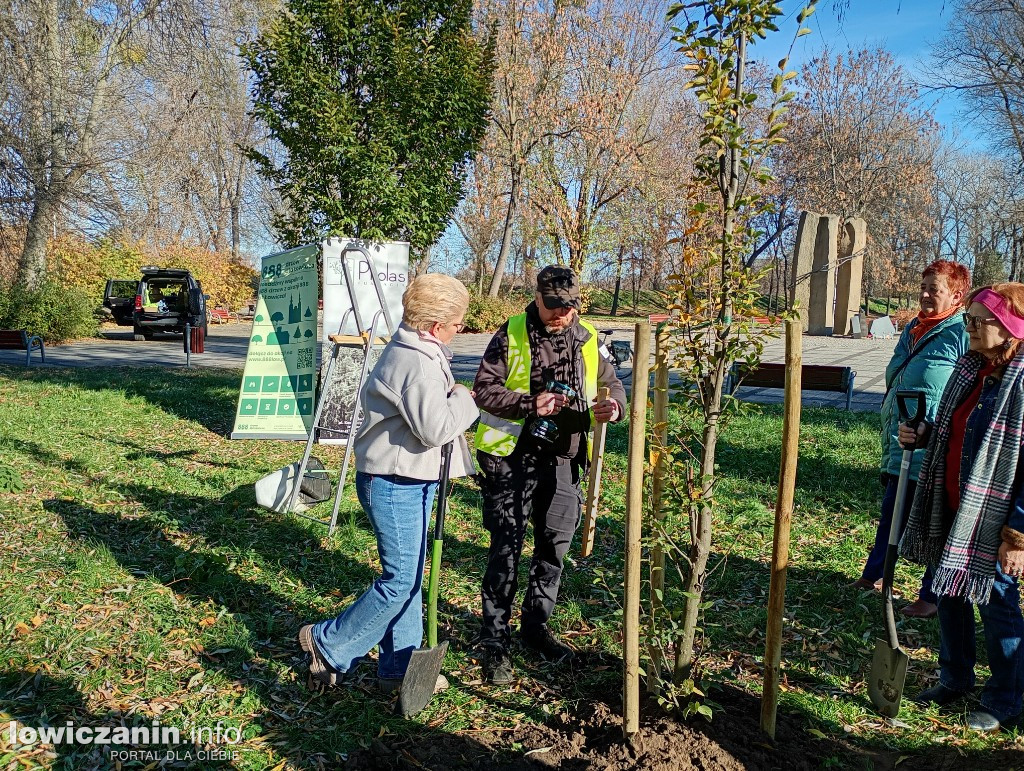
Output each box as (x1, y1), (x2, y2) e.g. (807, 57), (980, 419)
(673, 423), (719, 682)
(674, 26), (744, 687)
(18, 192), (57, 288)
(488, 168), (521, 297)
(611, 247), (624, 316)
(476, 251), (486, 294)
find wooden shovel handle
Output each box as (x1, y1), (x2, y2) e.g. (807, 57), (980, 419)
(580, 387), (611, 557)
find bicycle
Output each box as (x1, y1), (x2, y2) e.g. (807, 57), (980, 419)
(598, 329), (632, 369)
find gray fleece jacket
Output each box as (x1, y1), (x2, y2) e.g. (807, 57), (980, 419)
(353, 323), (479, 480)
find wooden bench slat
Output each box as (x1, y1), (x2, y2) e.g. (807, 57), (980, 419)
(0, 328), (44, 365)
(0, 330), (28, 348)
(730, 362), (855, 409)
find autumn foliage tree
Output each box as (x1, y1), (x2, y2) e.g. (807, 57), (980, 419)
(49, 236), (257, 310)
(474, 0), (566, 295)
(645, 0), (816, 713)
(778, 48), (939, 301)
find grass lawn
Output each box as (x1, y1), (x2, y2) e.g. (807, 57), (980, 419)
(0, 366), (1021, 768)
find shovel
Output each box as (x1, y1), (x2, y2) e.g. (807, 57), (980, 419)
(868, 389), (926, 717)
(398, 442), (454, 717)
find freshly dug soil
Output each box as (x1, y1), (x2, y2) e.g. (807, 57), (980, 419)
(344, 684), (866, 770)
(343, 680), (1022, 770)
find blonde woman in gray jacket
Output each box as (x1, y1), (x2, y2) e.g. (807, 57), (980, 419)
(299, 274), (479, 693)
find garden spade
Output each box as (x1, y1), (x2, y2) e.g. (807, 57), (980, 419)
(398, 442), (453, 717)
(868, 390), (926, 718)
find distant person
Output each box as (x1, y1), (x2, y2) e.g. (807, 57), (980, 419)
(472, 266), (626, 684)
(900, 283), (1024, 732)
(297, 274), (478, 695)
(851, 261), (969, 619)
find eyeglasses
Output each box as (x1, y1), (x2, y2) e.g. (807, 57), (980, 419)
(450, 321), (466, 333)
(963, 312), (1000, 328)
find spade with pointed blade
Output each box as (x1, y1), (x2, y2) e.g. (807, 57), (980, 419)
(398, 442), (453, 717)
(868, 390), (925, 717)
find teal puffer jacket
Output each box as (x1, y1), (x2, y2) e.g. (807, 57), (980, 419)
(880, 314), (968, 479)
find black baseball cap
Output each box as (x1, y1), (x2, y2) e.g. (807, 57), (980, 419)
(536, 266), (581, 310)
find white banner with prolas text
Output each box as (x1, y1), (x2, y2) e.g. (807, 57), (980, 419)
(317, 238), (409, 444)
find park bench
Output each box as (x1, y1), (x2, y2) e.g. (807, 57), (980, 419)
(233, 304), (256, 323)
(208, 307), (231, 324)
(0, 329), (45, 366)
(728, 362), (856, 410)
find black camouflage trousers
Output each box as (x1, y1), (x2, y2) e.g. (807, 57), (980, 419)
(478, 450), (583, 646)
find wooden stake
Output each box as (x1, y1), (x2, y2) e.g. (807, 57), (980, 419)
(760, 320), (802, 739)
(648, 326), (670, 694)
(624, 321), (651, 740)
(581, 386), (612, 557)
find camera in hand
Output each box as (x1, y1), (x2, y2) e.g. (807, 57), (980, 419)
(544, 380), (577, 402)
(529, 417), (559, 444)
(528, 381), (578, 446)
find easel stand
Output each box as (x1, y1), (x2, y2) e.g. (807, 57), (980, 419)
(286, 245), (395, 535)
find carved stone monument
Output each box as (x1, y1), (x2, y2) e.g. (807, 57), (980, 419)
(834, 218), (867, 336)
(789, 211), (819, 331)
(789, 211), (868, 336)
(807, 215), (839, 335)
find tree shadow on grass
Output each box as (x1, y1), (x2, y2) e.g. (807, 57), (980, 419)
(45, 494), (409, 765)
(43, 479), (558, 763)
(9, 366), (241, 435)
(0, 670), (236, 768)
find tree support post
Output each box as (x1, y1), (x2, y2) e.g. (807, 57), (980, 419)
(624, 321), (651, 740)
(760, 320), (802, 738)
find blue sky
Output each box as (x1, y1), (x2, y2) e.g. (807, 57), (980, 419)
(747, 0), (981, 149)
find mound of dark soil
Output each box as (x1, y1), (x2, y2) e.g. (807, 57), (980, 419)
(344, 684), (872, 770)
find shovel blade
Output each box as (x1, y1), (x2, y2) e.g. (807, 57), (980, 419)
(868, 639), (909, 717)
(397, 641), (448, 717)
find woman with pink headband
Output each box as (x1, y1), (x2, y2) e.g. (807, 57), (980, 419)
(898, 283), (1024, 732)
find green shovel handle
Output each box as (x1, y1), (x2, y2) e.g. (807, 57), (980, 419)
(426, 538), (443, 648)
(426, 442), (453, 649)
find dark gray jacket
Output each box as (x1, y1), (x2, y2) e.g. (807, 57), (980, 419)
(473, 302), (627, 462)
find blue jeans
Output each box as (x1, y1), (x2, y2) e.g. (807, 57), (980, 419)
(313, 472), (437, 680)
(862, 475), (937, 604)
(936, 564), (1024, 722)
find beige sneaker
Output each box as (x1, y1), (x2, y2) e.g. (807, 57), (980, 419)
(298, 624), (338, 687)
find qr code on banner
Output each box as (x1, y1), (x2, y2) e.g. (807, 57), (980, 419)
(296, 347), (313, 369)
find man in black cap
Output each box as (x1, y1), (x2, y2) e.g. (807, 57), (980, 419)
(472, 266), (626, 683)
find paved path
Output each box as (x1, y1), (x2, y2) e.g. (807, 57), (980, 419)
(1, 322), (897, 413)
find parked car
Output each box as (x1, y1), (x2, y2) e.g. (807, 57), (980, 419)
(103, 267), (208, 341)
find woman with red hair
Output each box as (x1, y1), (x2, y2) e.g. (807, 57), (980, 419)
(852, 260), (970, 618)
(900, 283), (1024, 732)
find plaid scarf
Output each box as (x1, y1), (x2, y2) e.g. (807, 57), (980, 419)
(900, 350), (1024, 604)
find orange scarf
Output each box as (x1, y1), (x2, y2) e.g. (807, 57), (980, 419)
(909, 305), (960, 347)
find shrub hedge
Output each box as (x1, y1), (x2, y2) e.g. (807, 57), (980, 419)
(0, 281), (97, 343)
(463, 290), (529, 332)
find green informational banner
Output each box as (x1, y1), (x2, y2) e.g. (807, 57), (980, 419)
(231, 244), (319, 440)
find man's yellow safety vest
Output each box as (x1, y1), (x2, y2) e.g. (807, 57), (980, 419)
(475, 313), (599, 458)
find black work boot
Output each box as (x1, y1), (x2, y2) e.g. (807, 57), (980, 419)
(481, 645), (514, 685)
(520, 624), (574, 662)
